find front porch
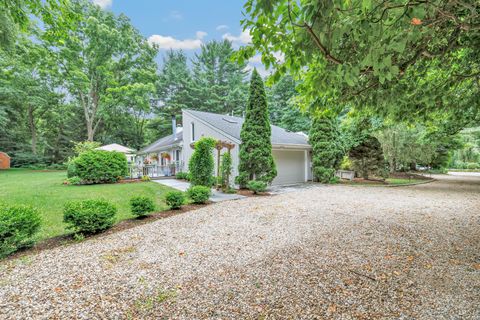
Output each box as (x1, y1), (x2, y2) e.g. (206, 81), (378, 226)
(127, 161), (184, 179)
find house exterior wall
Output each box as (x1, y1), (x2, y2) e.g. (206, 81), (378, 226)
(182, 111), (241, 182)
(0, 152), (10, 169)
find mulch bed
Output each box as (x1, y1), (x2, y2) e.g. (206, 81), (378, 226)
(5, 203), (209, 262)
(236, 189), (271, 197)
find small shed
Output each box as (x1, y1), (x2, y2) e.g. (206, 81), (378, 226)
(96, 144), (136, 163)
(0, 152), (11, 169)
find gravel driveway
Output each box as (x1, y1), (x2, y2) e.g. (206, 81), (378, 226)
(0, 174), (478, 319)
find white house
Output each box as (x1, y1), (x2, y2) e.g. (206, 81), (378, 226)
(138, 109), (312, 185)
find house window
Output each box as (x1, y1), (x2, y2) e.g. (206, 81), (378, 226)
(175, 149), (180, 162)
(191, 122), (195, 141)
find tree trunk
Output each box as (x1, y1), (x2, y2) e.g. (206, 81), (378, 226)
(27, 105), (37, 155)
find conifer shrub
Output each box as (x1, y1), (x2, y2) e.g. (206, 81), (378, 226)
(165, 191), (185, 209)
(63, 199), (117, 235)
(130, 196), (155, 217)
(0, 203), (41, 258)
(309, 113), (344, 183)
(188, 137), (216, 186)
(236, 69), (277, 187)
(187, 186), (211, 204)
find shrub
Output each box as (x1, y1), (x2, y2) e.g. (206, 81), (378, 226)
(65, 176), (82, 185)
(176, 172), (188, 180)
(0, 204), (41, 258)
(237, 69), (277, 187)
(165, 191), (185, 209)
(141, 175), (151, 182)
(63, 199), (117, 235)
(186, 173), (192, 181)
(220, 152), (233, 190)
(67, 161), (77, 178)
(466, 162), (479, 170)
(130, 196), (155, 217)
(188, 137), (216, 186)
(73, 150), (128, 184)
(247, 180), (267, 194)
(349, 135), (385, 179)
(187, 185), (211, 204)
(309, 113), (344, 183)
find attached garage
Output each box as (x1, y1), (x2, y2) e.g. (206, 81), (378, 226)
(272, 149), (309, 185)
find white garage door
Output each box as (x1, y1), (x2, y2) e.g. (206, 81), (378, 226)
(272, 150), (306, 185)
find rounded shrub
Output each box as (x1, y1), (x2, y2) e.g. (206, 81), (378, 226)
(130, 196), (155, 217)
(0, 203), (41, 258)
(66, 161), (77, 178)
(65, 176), (82, 185)
(175, 172), (188, 180)
(247, 180), (267, 194)
(73, 150), (128, 184)
(187, 185), (211, 204)
(165, 191), (185, 209)
(63, 199), (117, 235)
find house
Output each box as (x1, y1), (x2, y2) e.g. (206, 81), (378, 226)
(96, 143), (136, 163)
(0, 152), (10, 169)
(138, 109), (312, 185)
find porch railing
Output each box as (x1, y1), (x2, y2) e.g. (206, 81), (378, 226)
(127, 161), (184, 179)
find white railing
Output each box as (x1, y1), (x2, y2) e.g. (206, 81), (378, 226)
(128, 161), (184, 179)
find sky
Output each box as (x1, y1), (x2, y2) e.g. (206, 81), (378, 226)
(91, 0), (266, 74)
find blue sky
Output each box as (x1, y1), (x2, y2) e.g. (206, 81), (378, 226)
(92, 0), (264, 72)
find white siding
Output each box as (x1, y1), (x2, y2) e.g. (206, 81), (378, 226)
(182, 111), (241, 182)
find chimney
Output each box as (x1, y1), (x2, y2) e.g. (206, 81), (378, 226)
(171, 115), (177, 136)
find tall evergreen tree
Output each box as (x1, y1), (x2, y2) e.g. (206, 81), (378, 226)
(309, 112), (344, 183)
(157, 50), (194, 116)
(236, 69), (277, 187)
(267, 75), (310, 132)
(191, 40), (248, 116)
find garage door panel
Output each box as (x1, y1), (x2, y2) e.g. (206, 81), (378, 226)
(272, 150), (305, 185)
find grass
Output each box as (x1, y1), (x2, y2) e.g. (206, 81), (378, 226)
(385, 178), (425, 185)
(0, 169), (175, 240)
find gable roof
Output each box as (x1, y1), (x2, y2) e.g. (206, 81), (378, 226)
(185, 109), (310, 147)
(96, 143), (135, 153)
(139, 129), (183, 154)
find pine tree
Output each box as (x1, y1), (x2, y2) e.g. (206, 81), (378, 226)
(191, 40), (248, 115)
(236, 69), (277, 187)
(309, 113), (344, 183)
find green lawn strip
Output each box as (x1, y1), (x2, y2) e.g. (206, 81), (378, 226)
(385, 178), (424, 185)
(0, 169), (174, 240)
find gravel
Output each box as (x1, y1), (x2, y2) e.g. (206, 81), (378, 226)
(0, 174), (478, 319)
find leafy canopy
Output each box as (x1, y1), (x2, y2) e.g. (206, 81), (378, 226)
(238, 0), (480, 126)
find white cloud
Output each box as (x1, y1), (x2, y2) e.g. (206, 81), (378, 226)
(249, 54), (263, 64)
(169, 10), (183, 20)
(195, 31), (208, 40)
(92, 0), (112, 9)
(222, 29), (252, 46)
(216, 25), (229, 31)
(148, 31), (206, 50)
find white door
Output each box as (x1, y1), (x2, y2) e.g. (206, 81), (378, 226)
(272, 149), (306, 185)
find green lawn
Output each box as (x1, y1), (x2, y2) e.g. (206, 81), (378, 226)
(0, 169), (174, 240)
(385, 178), (425, 185)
